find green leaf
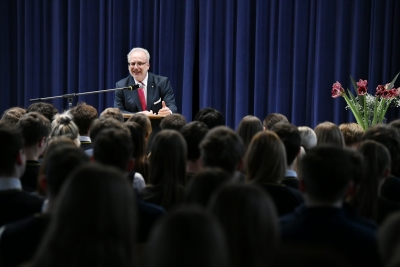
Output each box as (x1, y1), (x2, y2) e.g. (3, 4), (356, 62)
(388, 72), (400, 90)
(350, 76), (358, 92)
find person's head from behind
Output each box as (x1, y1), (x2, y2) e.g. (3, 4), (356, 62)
(160, 113), (186, 131)
(89, 117), (129, 143)
(124, 121), (146, 160)
(180, 121), (209, 163)
(69, 102), (98, 136)
(194, 107), (225, 129)
(127, 113), (152, 142)
(378, 212), (400, 266)
(352, 140), (391, 220)
(1, 107), (26, 124)
(236, 115), (263, 152)
(17, 112), (50, 153)
(26, 102), (58, 122)
(200, 126), (244, 176)
(314, 121), (345, 147)
(149, 130), (187, 187)
(0, 123), (25, 177)
(339, 122), (364, 149)
(299, 145), (363, 205)
(298, 126), (317, 151)
(263, 113), (289, 130)
(50, 112), (80, 146)
(362, 124), (400, 178)
(32, 163), (136, 267)
(93, 128), (133, 172)
(185, 168), (231, 207)
(100, 107), (124, 122)
(245, 131), (286, 184)
(270, 122), (301, 167)
(209, 183), (279, 267)
(41, 142), (89, 205)
(146, 206), (229, 267)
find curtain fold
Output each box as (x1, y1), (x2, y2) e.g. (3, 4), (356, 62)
(1, 0), (399, 129)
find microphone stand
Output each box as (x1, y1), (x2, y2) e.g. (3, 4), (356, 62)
(29, 85), (140, 110)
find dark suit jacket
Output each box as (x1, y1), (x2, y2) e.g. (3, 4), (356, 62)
(114, 72), (177, 114)
(0, 213), (50, 267)
(0, 190), (44, 227)
(280, 205), (381, 267)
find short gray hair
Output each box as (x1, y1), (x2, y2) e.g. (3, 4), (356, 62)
(127, 47), (150, 62)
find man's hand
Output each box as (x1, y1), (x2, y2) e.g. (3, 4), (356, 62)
(141, 110), (154, 116)
(158, 101), (172, 116)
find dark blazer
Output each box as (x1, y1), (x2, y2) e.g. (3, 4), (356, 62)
(280, 205), (381, 267)
(0, 190), (44, 227)
(114, 72), (177, 114)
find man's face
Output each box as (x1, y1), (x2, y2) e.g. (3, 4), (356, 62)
(128, 50), (150, 82)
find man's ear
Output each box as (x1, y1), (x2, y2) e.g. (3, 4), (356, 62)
(345, 181), (358, 198)
(16, 150), (25, 166)
(299, 177), (306, 193)
(236, 158), (243, 172)
(38, 136), (47, 148)
(38, 174), (47, 195)
(127, 158), (135, 172)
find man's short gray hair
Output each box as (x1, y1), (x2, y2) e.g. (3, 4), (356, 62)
(127, 47), (150, 62)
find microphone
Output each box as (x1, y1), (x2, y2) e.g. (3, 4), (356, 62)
(125, 84), (141, 90)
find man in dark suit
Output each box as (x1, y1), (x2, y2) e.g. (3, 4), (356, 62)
(114, 47), (177, 116)
(0, 123), (44, 227)
(280, 146), (381, 267)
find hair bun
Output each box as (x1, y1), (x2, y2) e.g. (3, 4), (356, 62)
(56, 113), (73, 125)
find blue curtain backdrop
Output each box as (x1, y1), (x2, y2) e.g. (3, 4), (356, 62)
(1, 0), (399, 129)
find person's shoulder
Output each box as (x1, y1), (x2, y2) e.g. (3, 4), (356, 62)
(149, 72), (169, 83)
(116, 75), (134, 87)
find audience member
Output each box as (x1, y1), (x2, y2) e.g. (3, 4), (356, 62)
(209, 183), (279, 267)
(26, 102), (58, 123)
(93, 128), (145, 191)
(362, 124), (400, 203)
(185, 168), (231, 207)
(349, 140), (400, 224)
(280, 145), (381, 267)
(146, 206), (229, 267)
(1, 107), (26, 124)
(389, 119), (400, 135)
(236, 115), (263, 152)
(99, 107), (124, 122)
(17, 112), (51, 192)
(180, 121), (209, 179)
(124, 121), (150, 182)
(194, 107), (225, 129)
(69, 102), (98, 151)
(50, 112), (80, 147)
(263, 113), (289, 130)
(339, 122), (364, 149)
(127, 113), (153, 143)
(200, 126), (245, 182)
(378, 211), (400, 267)
(0, 123), (44, 227)
(29, 163), (137, 267)
(0, 142), (89, 267)
(271, 123), (302, 189)
(245, 131), (303, 216)
(314, 121), (345, 147)
(160, 113), (186, 131)
(141, 130), (187, 210)
(297, 126), (317, 151)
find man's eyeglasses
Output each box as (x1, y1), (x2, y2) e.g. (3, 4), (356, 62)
(128, 61), (147, 67)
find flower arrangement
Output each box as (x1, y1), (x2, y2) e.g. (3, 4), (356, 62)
(331, 72), (400, 130)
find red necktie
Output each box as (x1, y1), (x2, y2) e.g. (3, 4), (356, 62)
(137, 83), (147, 111)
